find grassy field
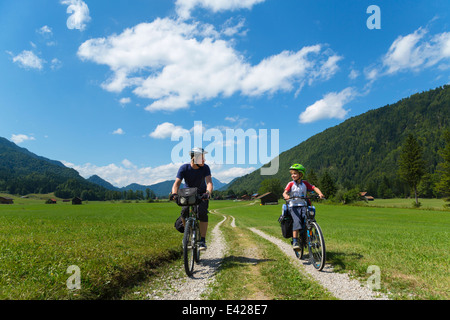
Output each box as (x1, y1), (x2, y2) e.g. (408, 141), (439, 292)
(0, 199), (211, 299)
(216, 200), (449, 300)
(361, 198), (449, 210)
(0, 197), (448, 300)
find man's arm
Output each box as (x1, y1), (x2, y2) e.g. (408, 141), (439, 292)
(205, 175), (213, 195)
(172, 178), (182, 195)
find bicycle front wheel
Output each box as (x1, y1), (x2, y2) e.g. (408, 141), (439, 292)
(183, 219), (195, 276)
(194, 221), (201, 263)
(307, 221), (326, 271)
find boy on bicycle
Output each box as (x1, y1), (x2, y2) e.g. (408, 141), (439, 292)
(171, 147), (213, 250)
(282, 164), (325, 250)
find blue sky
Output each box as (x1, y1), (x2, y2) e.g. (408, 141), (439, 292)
(1, 0), (450, 187)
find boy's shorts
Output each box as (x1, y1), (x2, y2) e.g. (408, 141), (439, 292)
(288, 206), (307, 231)
(181, 200), (209, 222)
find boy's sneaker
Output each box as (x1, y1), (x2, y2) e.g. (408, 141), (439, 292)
(292, 238), (300, 250)
(198, 241), (207, 251)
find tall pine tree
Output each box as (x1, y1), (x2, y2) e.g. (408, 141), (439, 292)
(436, 131), (450, 207)
(398, 134), (425, 205)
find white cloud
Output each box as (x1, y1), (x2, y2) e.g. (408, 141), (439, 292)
(121, 159), (135, 168)
(149, 122), (189, 139)
(61, 0), (91, 31)
(78, 18), (341, 113)
(299, 87), (357, 123)
(112, 128), (125, 135)
(37, 25), (53, 36)
(176, 0), (265, 20)
(63, 160), (181, 187)
(366, 28), (450, 81)
(349, 69), (359, 80)
(11, 134), (36, 144)
(383, 28), (427, 74)
(51, 58), (62, 70)
(208, 164), (256, 183)
(119, 97), (131, 105)
(12, 50), (45, 70)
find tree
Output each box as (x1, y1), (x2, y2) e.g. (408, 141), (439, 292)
(319, 170), (337, 198)
(258, 178), (284, 198)
(436, 131), (450, 206)
(307, 169), (319, 187)
(398, 134), (425, 206)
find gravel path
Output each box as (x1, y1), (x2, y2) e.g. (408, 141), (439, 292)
(147, 211), (390, 300)
(146, 213), (227, 300)
(249, 227), (390, 300)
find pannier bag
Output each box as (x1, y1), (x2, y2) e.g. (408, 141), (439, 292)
(174, 216), (184, 233)
(177, 187), (200, 206)
(278, 204), (293, 238)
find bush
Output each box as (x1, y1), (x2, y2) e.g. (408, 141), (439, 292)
(333, 188), (361, 204)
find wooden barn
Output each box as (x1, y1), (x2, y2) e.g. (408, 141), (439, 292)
(256, 192), (279, 205)
(0, 197), (14, 204)
(360, 192), (375, 201)
(72, 197), (82, 205)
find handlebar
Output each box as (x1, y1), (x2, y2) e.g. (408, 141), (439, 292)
(285, 195), (326, 202)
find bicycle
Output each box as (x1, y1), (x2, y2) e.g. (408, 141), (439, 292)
(286, 196), (326, 271)
(172, 188), (203, 277)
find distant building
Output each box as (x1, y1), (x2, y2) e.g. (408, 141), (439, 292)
(72, 197), (82, 205)
(0, 197), (13, 204)
(256, 192), (279, 205)
(46, 199), (57, 204)
(360, 192), (374, 201)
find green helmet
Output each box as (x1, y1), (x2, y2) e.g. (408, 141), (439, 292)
(289, 164), (305, 176)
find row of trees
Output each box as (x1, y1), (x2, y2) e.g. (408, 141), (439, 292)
(54, 179), (157, 201)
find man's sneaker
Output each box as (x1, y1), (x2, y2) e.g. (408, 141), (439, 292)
(198, 241), (207, 251)
(292, 238), (300, 250)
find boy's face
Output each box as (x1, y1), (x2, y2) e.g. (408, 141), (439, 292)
(290, 170), (303, 181)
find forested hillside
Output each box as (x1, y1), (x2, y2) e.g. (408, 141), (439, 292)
(226, 85), (450, 198)
(0, 137), (107, 199)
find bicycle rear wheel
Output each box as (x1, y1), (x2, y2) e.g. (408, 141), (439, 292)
(183, 219), (195, 276)
(307, 221), (326, 271)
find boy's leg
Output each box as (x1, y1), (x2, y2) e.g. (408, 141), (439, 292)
(289, 206), (303, 249)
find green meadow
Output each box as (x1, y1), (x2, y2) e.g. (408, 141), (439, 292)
(218, 201), (449, 300)
(0, 197), (448, 300)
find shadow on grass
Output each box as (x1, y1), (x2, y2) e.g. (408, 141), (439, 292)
(326, 251), (364, 271)
(217, 255), (274, 271)
(86, 249), (183, 300)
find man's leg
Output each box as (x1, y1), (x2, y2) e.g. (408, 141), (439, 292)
(198, 200), (209, 250)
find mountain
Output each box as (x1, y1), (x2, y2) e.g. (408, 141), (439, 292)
(88, 175), (228, 197)
(87, 175), (120, 191)
(0, 137), (107, 197)
(226, 85), (450, 198)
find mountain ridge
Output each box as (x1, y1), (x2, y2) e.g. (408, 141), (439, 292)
(226, 84), (450, 198)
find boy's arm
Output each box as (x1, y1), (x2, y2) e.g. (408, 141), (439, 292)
(283, 182), (293, 200)
(313, 186), (325, 199)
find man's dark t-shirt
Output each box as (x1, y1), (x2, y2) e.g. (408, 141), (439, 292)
(176, 163), (211, 193)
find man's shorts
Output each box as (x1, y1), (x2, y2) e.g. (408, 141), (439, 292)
(180, 200), (209, 222)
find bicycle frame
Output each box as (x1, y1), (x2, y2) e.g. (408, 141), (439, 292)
(174, 194), (203, 277)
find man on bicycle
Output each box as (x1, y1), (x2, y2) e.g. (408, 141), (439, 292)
(171, 147), (213, 250)
(283, 164), (325, 250)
